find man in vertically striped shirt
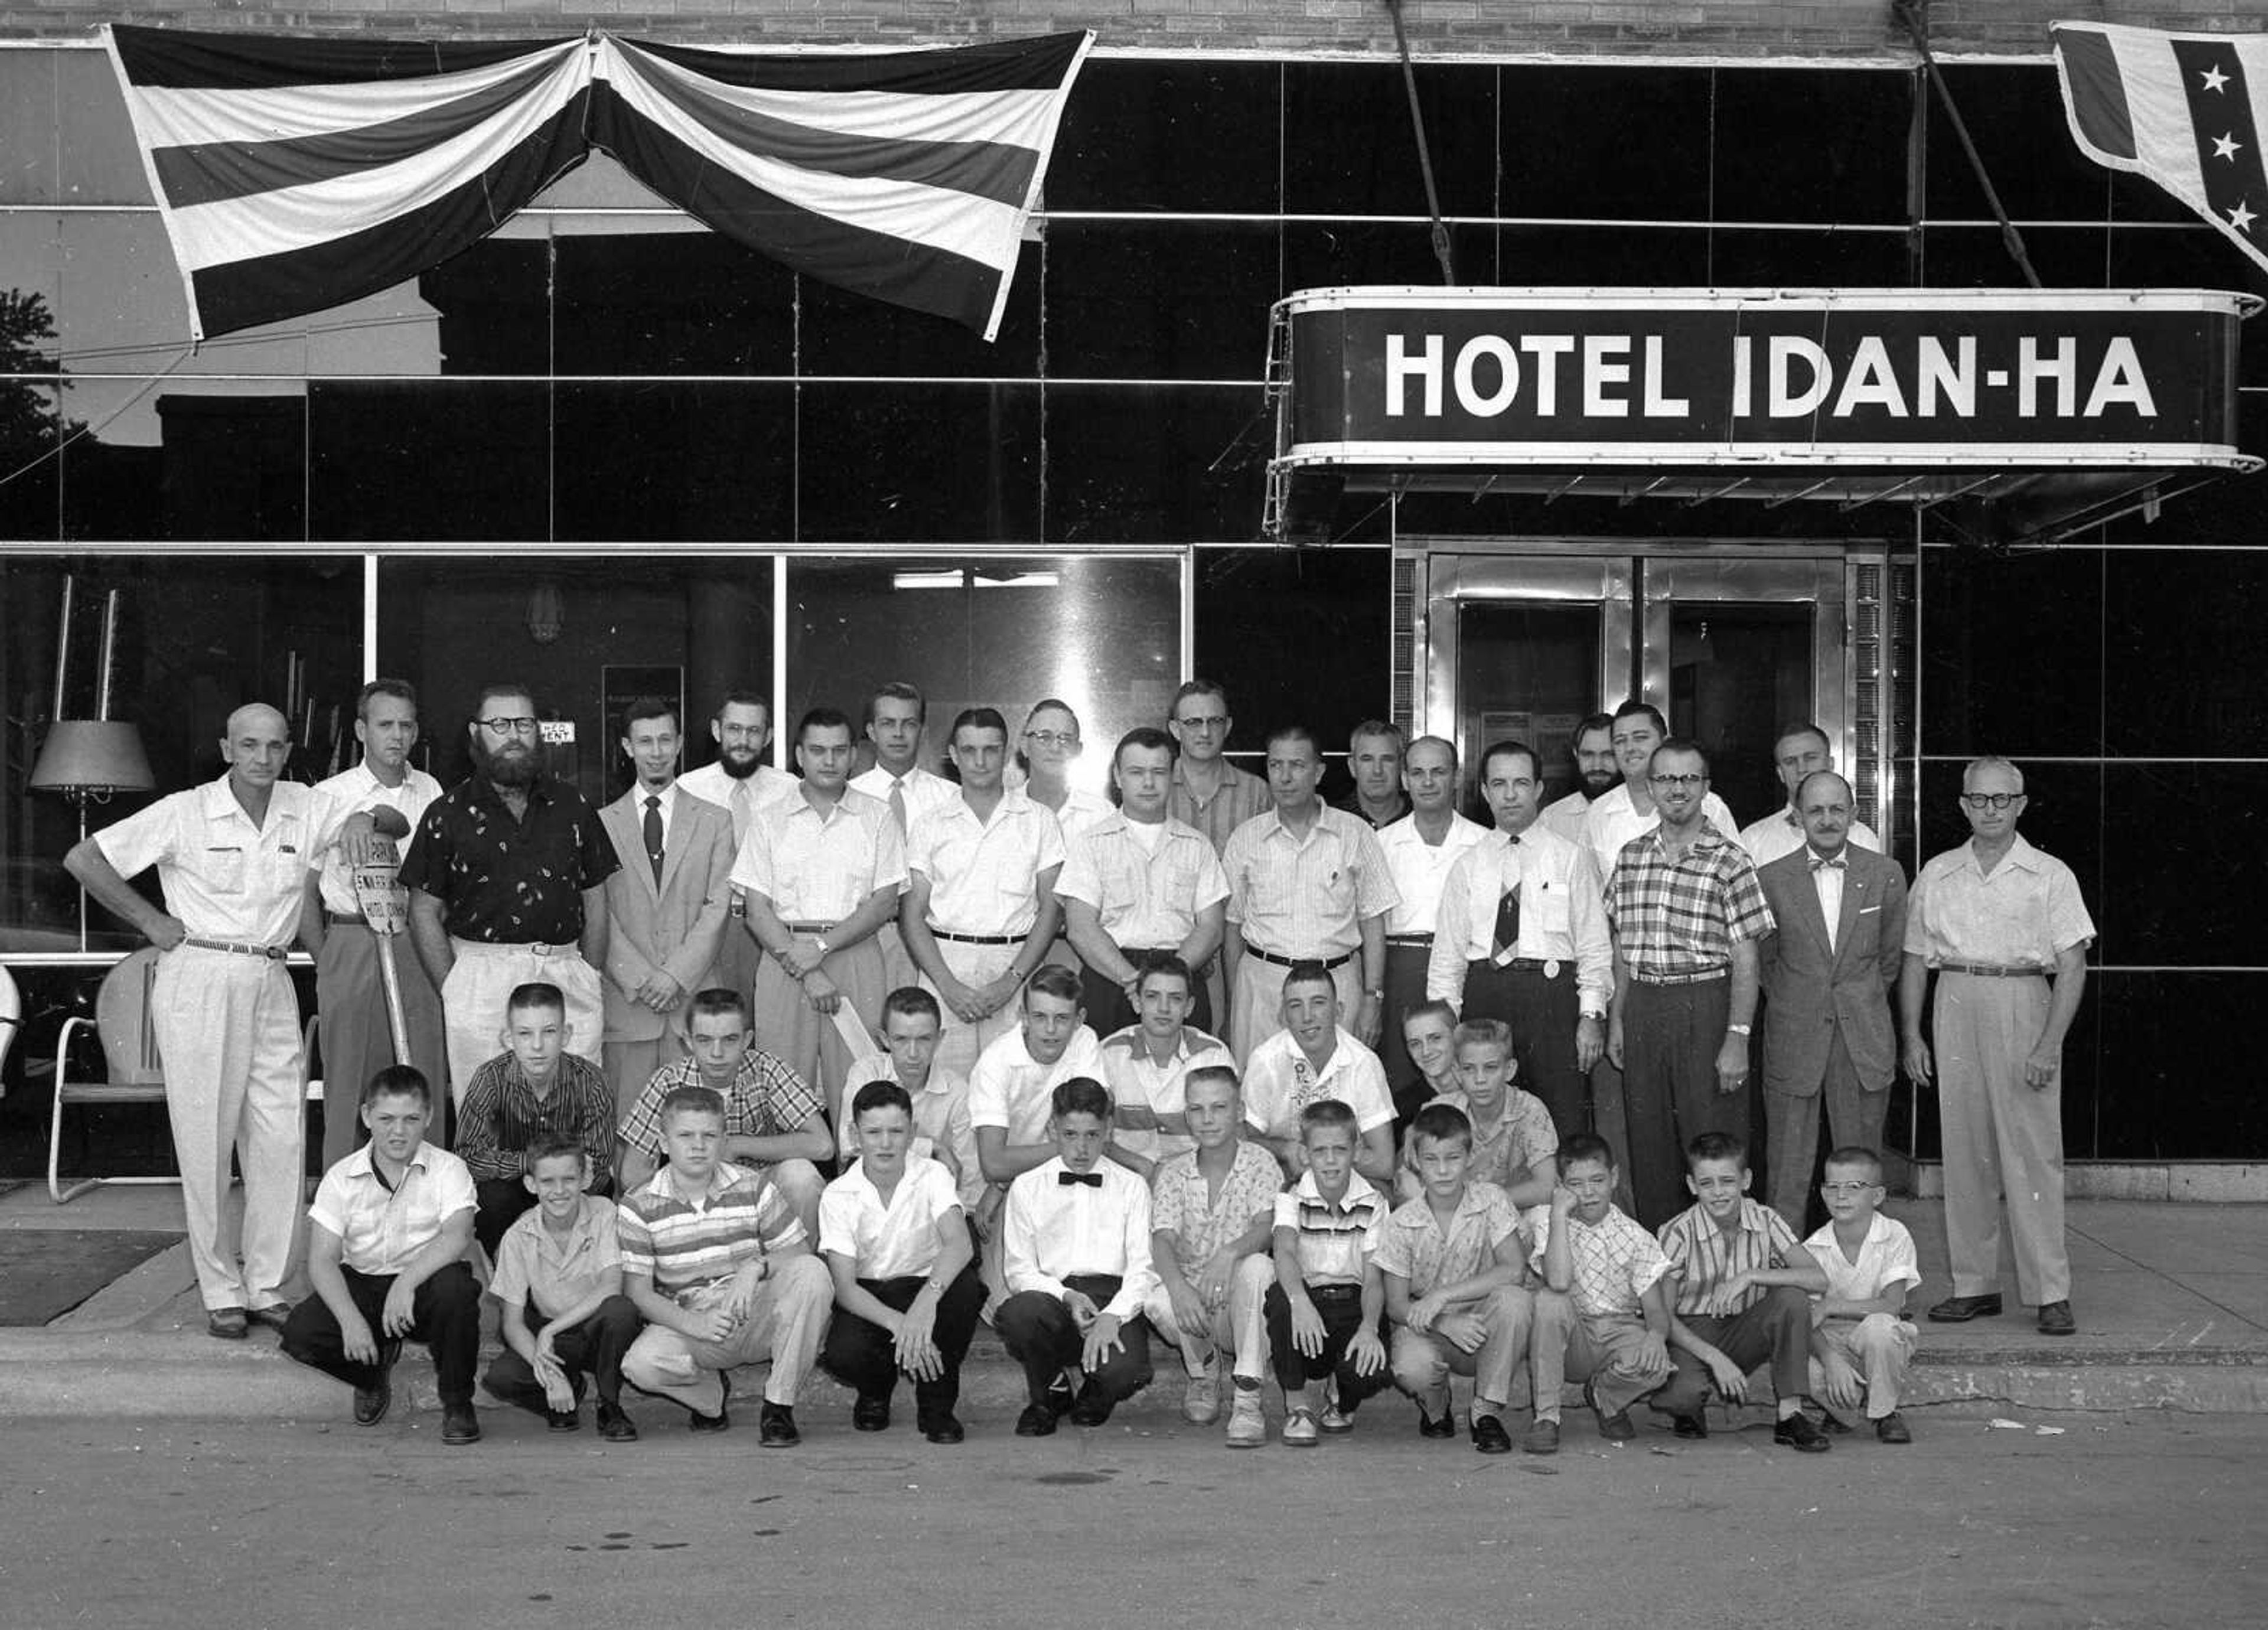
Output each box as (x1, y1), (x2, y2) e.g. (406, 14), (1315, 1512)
(617, 1086), (832, 1445)
(1604, 742), (1774, 1228)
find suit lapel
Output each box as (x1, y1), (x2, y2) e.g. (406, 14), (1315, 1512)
(605, 795), (660, 907)
(1832, 864), (1866, 966)
(657, 797), (705, 898)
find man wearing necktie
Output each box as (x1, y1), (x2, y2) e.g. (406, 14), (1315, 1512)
(679, 692), (799, 1013)
(1427, 741), (1612, 1139)
(597, 699), (737, 1113)
(849, 683), (959, 993)
(1754, 771), (1908, 1230)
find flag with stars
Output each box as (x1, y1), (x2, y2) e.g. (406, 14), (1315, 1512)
(2054, 22), (2268, 275)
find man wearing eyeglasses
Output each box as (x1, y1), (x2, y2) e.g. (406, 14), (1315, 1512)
(403, 683), (620, 1103)
(1602, 740), (1774, 1228)
(1900, 756), (2093, 1338)
(1165, 679), (1269, 1026)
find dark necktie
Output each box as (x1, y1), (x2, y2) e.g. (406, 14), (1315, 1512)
(644, 793), (664, 885)
(1491, 835), (1521, 959)
(1057, 1171), (1102, 1188)
(1810, 855), (1846, 872)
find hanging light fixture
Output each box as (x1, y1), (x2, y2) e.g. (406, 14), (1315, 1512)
(526, 581), (565, 644)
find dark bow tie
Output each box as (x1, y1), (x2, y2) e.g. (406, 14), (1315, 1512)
(1810, 855), (1846, 872)
(1057, 1171), (1103, 1188)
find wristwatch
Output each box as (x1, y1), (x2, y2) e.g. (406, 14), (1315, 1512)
(1728, 1022), (1752, 1036)
(812, 935), (831, 957)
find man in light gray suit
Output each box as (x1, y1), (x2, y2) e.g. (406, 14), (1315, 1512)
(598, 697), (737, 1113)
(1755, 770), (1907, 1227)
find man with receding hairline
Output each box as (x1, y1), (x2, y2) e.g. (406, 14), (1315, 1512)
(1336, 720), (1412, 830)
(1372, 735), (1485, 1088)
(67, 700), (327, 1338)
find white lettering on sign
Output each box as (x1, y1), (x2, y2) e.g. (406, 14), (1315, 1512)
(2084, 337), (2158, 418)
(1644, 335), (1690, 418)
(1770, 337), (1833, 416)
(1386, 332), (1442, 417)
(2020, 337), (2077, 419)
(1917, 336), (1976, 418)
(1832, 336), (1907, 417)
(1583, 334), (1630, 417)
(1522, 334), (1573, 415)
(1454, 335), (1520, 416)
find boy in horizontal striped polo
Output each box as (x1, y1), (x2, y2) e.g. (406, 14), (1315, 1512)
(1651, 1132), (1830, 1450)
(617, 1086), (832, 1445)
(1263, 1098), (1392, 1449)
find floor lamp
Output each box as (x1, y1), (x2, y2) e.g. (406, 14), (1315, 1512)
(31, 722), (155, 953)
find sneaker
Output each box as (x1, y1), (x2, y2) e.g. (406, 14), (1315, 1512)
(852, 1393), (891, 1433)
(1014, 1403), (1060, 1437)
(1875, 1410), (1913, 1445)
(1282, 1407), (1321, 1447)
(1182, 1357), (1223, 1426)
(1471, 1413), (1513, 1455)
(597, 1403), (639, 1443)
(1773, 1412), (1832, 1453)
(441, 1406), (481, 1446)
(1521, 1417), (1561, 1456)
(1225, 1388), (1267, 1449)
(758, 1402), (800, 1448)
(1318, 1375), (1354, 1435)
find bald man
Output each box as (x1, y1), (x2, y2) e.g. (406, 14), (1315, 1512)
(66, 703), (330, 1339)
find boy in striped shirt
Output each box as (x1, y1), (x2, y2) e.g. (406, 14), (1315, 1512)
(1262, 1098), (1393, 1449)
(618, 1085), (832, 1445)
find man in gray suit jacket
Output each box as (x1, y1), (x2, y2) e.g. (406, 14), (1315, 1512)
(598, 698), (737, 1113)
(1755, 771), (1907, 1226)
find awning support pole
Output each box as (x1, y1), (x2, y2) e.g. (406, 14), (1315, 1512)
(1895, 0), (2041, 289)
(1384, 0), (1457, 285)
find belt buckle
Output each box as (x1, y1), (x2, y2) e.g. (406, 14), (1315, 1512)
(1543, 959), (1561, 979)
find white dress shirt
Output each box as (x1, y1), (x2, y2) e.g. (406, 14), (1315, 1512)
(730, 784), (907, 922)
(967, 1024), (1106, 1145)
(1537, 790), (1592, 847)
(818, 1152), (963, 1282)
(1808, 846), (1848, 953)
(1376, 810), (1488, 937)
(96, 775), (328, 946)
(849, 764), (959, 832)
(1426, 824), (1614, 1015)
(308, 1141), (477, 1277)
(906, 788), (1067, 936)
(1002, 1155), (1158, 1319)
(1055, 810), (1230, 950)
(308, 761), (444, 917)
(680, 761), (800, 844)
(1738, 804), (1882, 869)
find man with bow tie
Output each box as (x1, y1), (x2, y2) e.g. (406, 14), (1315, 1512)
(1753, 771), (1907, 1228)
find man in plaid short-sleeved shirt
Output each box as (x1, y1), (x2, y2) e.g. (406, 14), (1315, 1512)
(1604, 741), (1774, 1228)
(615, 989), (834, 1237)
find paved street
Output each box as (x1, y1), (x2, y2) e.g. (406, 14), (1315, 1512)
(1, 1404), (2259, 1629)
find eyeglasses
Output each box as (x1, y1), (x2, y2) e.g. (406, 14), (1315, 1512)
(1648, 773), (1706, 789)
(1175, 715), (1229, 731)
(1960, 792), (2022, 810)
(1819, 1181), (1876, 1195)
(478, 717), (540, 737)
(1024, 731), (1080, 749)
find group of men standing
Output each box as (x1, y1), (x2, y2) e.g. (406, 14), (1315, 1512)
(62, 673), (2092, 1347)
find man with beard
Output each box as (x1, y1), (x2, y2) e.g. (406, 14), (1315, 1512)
(303, 679), (448, 1169)
(1738, 722), (1882, 869)
(1371, 736), (1485, 1087)
(680, 692), (799, 1007)
(404, 683), (619, 1101)
(1539, 715), (1617, 847)
(1602, 741), (1773, 1228)
(737, 707), (907, 1129)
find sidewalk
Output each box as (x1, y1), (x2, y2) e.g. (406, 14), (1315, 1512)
(2, 1180), (2264, 1420)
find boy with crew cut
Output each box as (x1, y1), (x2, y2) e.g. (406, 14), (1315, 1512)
(617, 1085), (833, 1444)
(839, 986), (980, 1206)
(1527, 1133), (1674, 1455)
(1397, 1019), (1557, 1205)
(996, 1077), (1158, 1435)
(1265, 1098), (1393, 1449)
(1379, 1102), (1538, 1455)
(1804, 1147), (1921, 1444)
(454, 982), (618, 1260)
(481, 1135), (644, 1440)
(818, 1080), (985, 1445)
(1651, 1132), (1830, 1449)
(1144, 1064), (1280, 1436)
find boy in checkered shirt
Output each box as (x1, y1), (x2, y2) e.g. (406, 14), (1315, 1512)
(1526, 1132), (1673, 1455)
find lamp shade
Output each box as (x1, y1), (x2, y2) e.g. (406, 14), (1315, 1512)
(30, 721), (157, 795)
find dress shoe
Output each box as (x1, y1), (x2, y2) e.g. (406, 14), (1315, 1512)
(1585, 1379), (1635, 1442)
(1521, 1417), (1560, 1456)
(246, 1303), (293, 1335)
(758, 1402), (800, 1447)
(1773, 1413), (1831, 1453)
(1876, 1410), (1913, 1445)
(546, 1407), (579, 1432)
(852, 1393), (891, 1432)
(1014, 1403), (1059, 1437)
(441, 1406), (481, 1446)
(1927, 1292), (2003, 1322)
(597, 1403), (640, 1442)
(919, 1412), (966, 1445)
(1669, 1412), (1709, 1440)
(2036, 1299), (2076, 1336)
(353, 1378), (392, 1427)
(689, 1371), (732, 1432)
(1067, 1390), (1115, 1429)
(206, 1307), (249, 1341)
(1416, 1388), (1456, 1439)
(1470, 1414), (1513, 1455)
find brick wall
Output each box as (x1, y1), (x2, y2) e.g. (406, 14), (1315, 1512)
(0, 0), (2254, 58)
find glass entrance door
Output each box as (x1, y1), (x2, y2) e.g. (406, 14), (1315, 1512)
(1418, 546), (1855, 839)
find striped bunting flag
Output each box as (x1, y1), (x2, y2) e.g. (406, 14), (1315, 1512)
(2054, 21), (2268, 278)
(103, 25), (1093, 343)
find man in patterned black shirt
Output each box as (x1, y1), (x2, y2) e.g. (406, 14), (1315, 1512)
(403, 682), (619, 1105)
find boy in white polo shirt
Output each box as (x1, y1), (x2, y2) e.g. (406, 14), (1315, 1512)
(818, 1080), (985, 1445)
(1804, 1146), (1922, 1443)
(1241, 961), (1397, 1185)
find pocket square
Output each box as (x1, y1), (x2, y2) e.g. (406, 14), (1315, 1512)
(1859, 905), (1881, 915)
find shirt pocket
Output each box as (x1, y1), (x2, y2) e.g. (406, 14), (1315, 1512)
(191, 845), (250, 896)
(1530, 876), (1572, 936)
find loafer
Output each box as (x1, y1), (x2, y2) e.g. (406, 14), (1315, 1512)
(852, 1393), (891, 1433)
(1416, 1393), (1456, 1440)
(689, 1370), (731, 1432)
(757, 1403), (800, 1448)
(1014, 1403), (1059, 1437)
(352, 1378), (392, 1427)
(597, 1403), (640, 1443)
(206, 1306), (249, 1341)
(1876, 1410), (1913, 1445)
(1521, 1417), (1560, 1456)
(1471, 1413), (1513, 1455)
(441, 1406), (481, 1446)
(920, 1413), (966, 1445)
(246, 1303), (293, 1335)
(1773, 1413), (1832, 1453)
(1927, 1292), (2003, 1323)
(1670, 1411), (1709, 1440)
(2036, 1299), (2076, 1336)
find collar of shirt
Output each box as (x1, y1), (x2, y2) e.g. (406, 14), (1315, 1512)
(1107, 1023), (1216, 1068)
(1638, 819), (1732, 858)
(1268, 1026), (1363, 1083)
(1377, 810), (1484, 851)
(1398, 1179), (1501, 1234)
(1293, 1169), (1381, 1214)
(522, 1194), (611, 1263)
(636, 780), (677, 807)
(468, 772), (558, 816)
(636, 1160), (752, 1210)
(197, 773), (306, 833)
(343, 1140), (434, 1186)
(1956, 831), (2047, 879)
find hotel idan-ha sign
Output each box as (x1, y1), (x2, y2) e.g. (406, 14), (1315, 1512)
(1270, 288), (2256, 470)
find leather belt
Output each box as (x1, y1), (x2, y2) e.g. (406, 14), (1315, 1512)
(325, 911), (367, 927)
(1629, 967), (1730, 988)
(1243, 946), (1355, 972)
(1306, 1283), (1364, 1300)
(929, 927), (1022, 946)
(1383, 933), (1433, 948)
(183, 937), (288, 960)
(1937, 961), (2049, 979)
(1471, 956), (1561, 976)
(782, 922), (837, 935)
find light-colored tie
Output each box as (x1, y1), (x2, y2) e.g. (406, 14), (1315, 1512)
(729, 778), (753, 844)
(889, 777), (909, 833)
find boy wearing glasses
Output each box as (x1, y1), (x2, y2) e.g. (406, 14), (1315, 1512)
(405, 682), (620, 1100)
(1601, 740), (1774, 1228)
(1901, 755), (2094, 1338)
(1803, 1147), (1921, 1442)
